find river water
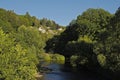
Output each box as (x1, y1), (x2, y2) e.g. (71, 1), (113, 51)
(41, 63), (109, 80)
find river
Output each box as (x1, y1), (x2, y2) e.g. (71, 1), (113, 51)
(40, 63), (109, 80)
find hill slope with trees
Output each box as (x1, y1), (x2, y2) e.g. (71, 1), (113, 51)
(0, 8), (64, 80)
(0, 7), (120, 80)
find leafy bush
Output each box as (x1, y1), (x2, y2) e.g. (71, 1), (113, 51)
(97, 54), (106, 67)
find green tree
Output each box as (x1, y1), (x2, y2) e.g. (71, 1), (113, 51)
(0, 29), (37, 80)
(15, 25), (46, 59)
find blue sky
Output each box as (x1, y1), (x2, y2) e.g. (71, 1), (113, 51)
(0, 0), (120, 26)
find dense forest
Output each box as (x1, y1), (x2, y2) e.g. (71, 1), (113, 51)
(0, 7), (120, 80)
(0, 8), (64, 80)
(45, 8), (120, 79)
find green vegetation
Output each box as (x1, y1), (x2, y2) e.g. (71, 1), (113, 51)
(0, 29), (37, 80)
(45, 8), (120, 79)
(0, 8), (64, 80)
(0, 7), (120, 80)
(39, 53), (65, 64)
(97, 54), (106, 67)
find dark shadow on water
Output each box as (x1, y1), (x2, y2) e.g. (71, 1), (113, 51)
(40, 63), (109, 80)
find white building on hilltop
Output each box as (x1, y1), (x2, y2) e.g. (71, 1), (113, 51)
(38, 27), (46, 33)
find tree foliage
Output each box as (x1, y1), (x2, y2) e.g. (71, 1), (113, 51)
(0, 29), (37, 80)
(0, 8), (64, 80)
(45, 8), (120, 79)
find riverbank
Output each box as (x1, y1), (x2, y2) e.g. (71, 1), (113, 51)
(35, 72), (43, 80)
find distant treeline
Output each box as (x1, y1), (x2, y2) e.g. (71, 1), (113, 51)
(0, 8), (63, 33)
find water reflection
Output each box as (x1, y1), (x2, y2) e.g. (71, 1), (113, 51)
(41, 63), (107, 80)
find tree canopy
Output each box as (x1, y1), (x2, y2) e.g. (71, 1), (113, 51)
(45, 8), (120, 79)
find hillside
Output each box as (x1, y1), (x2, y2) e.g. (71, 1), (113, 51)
(0, 8), (65, 80)
(0, 8), (64, 34)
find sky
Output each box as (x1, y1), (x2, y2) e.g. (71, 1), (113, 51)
(0, 0), (120, 26)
